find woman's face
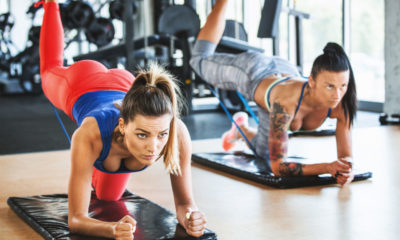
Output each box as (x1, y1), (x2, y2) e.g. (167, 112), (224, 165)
(120, 113), (172, 166)
(310, 70), (349, 108)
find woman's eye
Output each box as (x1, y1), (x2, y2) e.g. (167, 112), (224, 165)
(137, 134), (146, 139)
(341, 84), (347, 88)
(159, 133), (169, 139)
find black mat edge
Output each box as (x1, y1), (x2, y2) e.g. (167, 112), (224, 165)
(192, 152), (372, 189)
(7, 191), (218, 240)
(289, 129), (336, 137)
(7, 196), (55, 240)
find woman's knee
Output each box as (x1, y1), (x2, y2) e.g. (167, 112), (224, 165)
(189, 55), (204, 76)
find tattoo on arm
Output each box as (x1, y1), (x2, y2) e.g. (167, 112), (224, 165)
(278, 162), (304, 176)
(268, 103), (304, 176)
(268, 102), (291, 162)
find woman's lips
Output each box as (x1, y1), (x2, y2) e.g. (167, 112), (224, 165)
(142, 155), (156, 160)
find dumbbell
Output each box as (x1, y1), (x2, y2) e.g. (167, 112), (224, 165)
(85, 17), (115, 47)
(109, 0), (138, 21)
(63, 0), (95, 29)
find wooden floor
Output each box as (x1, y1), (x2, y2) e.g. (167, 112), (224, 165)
(1, 126), (399, 240)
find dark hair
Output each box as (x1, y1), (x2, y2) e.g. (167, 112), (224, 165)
(310, 42), (357, 127)
(117, 63), (183, 175)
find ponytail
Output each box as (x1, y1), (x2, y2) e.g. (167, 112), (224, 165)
(311, 42), (357, 127)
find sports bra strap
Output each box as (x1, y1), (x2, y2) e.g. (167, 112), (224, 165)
(293, 81), (308, 118)
(264, 76), (291, 112)
(327, 108), (332, 118)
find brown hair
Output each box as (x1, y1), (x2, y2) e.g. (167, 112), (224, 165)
(115, 63), (183, 175)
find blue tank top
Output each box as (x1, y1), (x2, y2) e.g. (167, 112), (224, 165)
(72, 90), (147, 173)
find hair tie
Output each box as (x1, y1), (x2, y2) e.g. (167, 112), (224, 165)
(146, 83), (156, 88)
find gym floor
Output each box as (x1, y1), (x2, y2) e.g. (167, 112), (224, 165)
(1, 94), (399, 239)
(1, 125), (399, 239)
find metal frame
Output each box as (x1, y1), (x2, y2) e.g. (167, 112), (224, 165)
(342, 0), (350, 53)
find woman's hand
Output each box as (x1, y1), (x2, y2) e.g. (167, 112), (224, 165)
(337, 157), (354, 185)
(327, 158), (353, 186)
(177, 206), (207, 237)
(184, 209), (207, 237)
(114, 215), (136, 240)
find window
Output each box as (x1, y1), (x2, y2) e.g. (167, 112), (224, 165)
(295, 0), (342, 76)
(350, 0), (384, 102)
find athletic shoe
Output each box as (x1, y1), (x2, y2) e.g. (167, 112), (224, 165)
(221, 112), (248, 151)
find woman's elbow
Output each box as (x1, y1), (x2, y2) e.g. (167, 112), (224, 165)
(270, 163), (281, 176)
(68, 215), (81, 233)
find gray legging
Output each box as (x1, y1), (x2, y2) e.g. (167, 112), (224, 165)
(190, 40), (300, 160)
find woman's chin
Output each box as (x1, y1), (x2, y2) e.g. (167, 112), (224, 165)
(328, 101), (340, 108)
(139, 156), (158, 165)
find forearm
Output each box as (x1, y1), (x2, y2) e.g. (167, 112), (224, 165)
(335, 109), (353, 159)
(273, 161), (329, 176)
(171, 174), (198, 229)
(172, 120), (197, 218)
(171, 173), (197, 212)
(69, 214), (116, 238)
(197, 0), (229, 44)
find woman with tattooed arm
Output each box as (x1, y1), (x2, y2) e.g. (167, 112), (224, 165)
(190, 0), (355, 185)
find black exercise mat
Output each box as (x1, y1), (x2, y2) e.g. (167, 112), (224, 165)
(192, 152), (372, 188)
(7, 191), (217, 240)
(288, 119), (336, 137)
(288, 128), (335, 137)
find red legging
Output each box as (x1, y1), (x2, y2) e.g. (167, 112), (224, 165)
(41, 2), (134, 201)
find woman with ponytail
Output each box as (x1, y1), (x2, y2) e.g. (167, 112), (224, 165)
(39, 1), (206, 239)
(190, 0), (356, 184)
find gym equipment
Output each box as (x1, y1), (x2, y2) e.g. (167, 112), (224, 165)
(109, 0), (139, 20)
(257, 0), (282, 39)
(74, 35), (178, 63)
(192, 152), (372, 188)
(257, 0), (309, 72)
(84, 17), (115, 47)
(59, 3), (76, 29)
(28, 26), (41, 46)
(65, 0), (95, 29)
(158, 5), (201, 38)
(379, 113), (400, 125)
(0, 12), (14, 32)
(216, 36), (264, 53)
(0, 13), (15, 69)
(222, 19), (248, 42)
(157, 4), (200, 112)
(8, 191), (217, 240)
(18, 46), (41, 95)
(0, 10), (42, 95)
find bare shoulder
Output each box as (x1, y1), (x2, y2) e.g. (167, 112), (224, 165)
(71, 117), (102, 151)
(176, 118), (188, 131)
(176, 118), (190, 140)
(329, 103), (352, 129)
(329, 103), (345, 120)
(271, 79), (305, 114)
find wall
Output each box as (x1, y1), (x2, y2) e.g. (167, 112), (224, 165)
(384, 0), (400, 115)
